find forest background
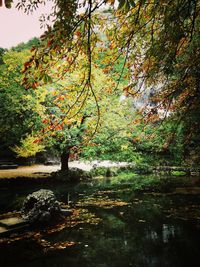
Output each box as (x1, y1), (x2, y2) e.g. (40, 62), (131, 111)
(0, 0), (199, 171)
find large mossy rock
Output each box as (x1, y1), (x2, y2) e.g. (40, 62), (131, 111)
(21, 189), (61, 224)
(52, 167), (91, 182)
(89, 167), (118, 177)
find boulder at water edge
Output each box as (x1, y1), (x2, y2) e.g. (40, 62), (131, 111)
(21, 189), (61, 224)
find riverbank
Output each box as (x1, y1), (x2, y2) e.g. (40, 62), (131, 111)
(0, 161), (200, 195)
(0, 161), (132, 187)
(0, 161), (132, 179)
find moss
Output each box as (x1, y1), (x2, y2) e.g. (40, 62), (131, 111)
(171, 170), (187, 176)
(89, 167), (118, 177)
(117, 164), (153, 175)
(52, 168), (91, 182)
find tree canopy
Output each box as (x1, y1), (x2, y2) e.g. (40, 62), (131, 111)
(0, 47), (46, 157)
(12, 1), (199, 115)
(1, 0), (200, 162)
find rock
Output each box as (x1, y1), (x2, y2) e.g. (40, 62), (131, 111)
(89, 167), (117, 177)
(60, 208), (73, 216)
(21, 189), (62, 224)
(0, 161), (18, 169)
(53, 167), (91, 182)
(44, 160), (60, 166)
(0, 217), (27, 229)
(0, 226), (7, 234)
(0, 213), (29, 237)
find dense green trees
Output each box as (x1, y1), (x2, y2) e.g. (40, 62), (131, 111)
(34, 60), (123, 170)
(0, 44), (133, 170)
(0, 47), (45, 157)
(1, 0), (200, 164)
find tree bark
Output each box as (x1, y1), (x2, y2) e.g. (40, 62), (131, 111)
(61, 148), (70, 172)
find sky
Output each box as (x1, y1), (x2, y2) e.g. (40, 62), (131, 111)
(0, 1), (114, 49)
(0, 1), (52, 49)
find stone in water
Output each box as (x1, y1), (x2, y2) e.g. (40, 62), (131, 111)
(0, 217), (27, 229)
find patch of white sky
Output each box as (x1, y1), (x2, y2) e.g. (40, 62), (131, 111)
(0, 0), (118, 49)
(0, 0), (53, 48)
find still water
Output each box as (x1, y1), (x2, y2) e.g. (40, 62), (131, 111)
(0, 176), (200, 267)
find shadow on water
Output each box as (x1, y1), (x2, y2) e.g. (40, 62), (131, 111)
(0, 175), (200, 267)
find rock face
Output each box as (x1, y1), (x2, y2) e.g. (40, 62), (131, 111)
(21, 189), (61, 224)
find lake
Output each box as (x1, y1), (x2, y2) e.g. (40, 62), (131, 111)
(0, 174), (200, 267)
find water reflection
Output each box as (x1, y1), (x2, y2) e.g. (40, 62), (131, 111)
(0, 176), (200, 267)
(162, 224), (176, 243)
(145, 224), (178, 244)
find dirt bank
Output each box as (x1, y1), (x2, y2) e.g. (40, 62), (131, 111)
(0, 161), (131, 179)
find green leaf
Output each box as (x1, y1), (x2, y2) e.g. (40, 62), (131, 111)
(118, 0), (126, 10)
(124, 1), (130, 12)
(43, 74), (53, 83)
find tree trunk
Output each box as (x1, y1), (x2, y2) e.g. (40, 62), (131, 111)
(61, 148), (70, 172)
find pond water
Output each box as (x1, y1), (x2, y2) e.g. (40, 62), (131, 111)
(0, 175), (200, 267)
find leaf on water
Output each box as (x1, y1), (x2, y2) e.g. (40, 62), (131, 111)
(0, 207), (102, 248)
(77, 194), (129, 209)
(164, 204), (200, 222)
(42, 240), (76, 253)
(70, 208), (102, 225)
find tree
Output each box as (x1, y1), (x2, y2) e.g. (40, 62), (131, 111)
(2, 0), (200, 161)
(0, 49), (45, 158)
(0, 47), (6, 65)
(11, 37), (40, 52)
(81, 95), (136, 162)
(13, 53), (121, 171)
